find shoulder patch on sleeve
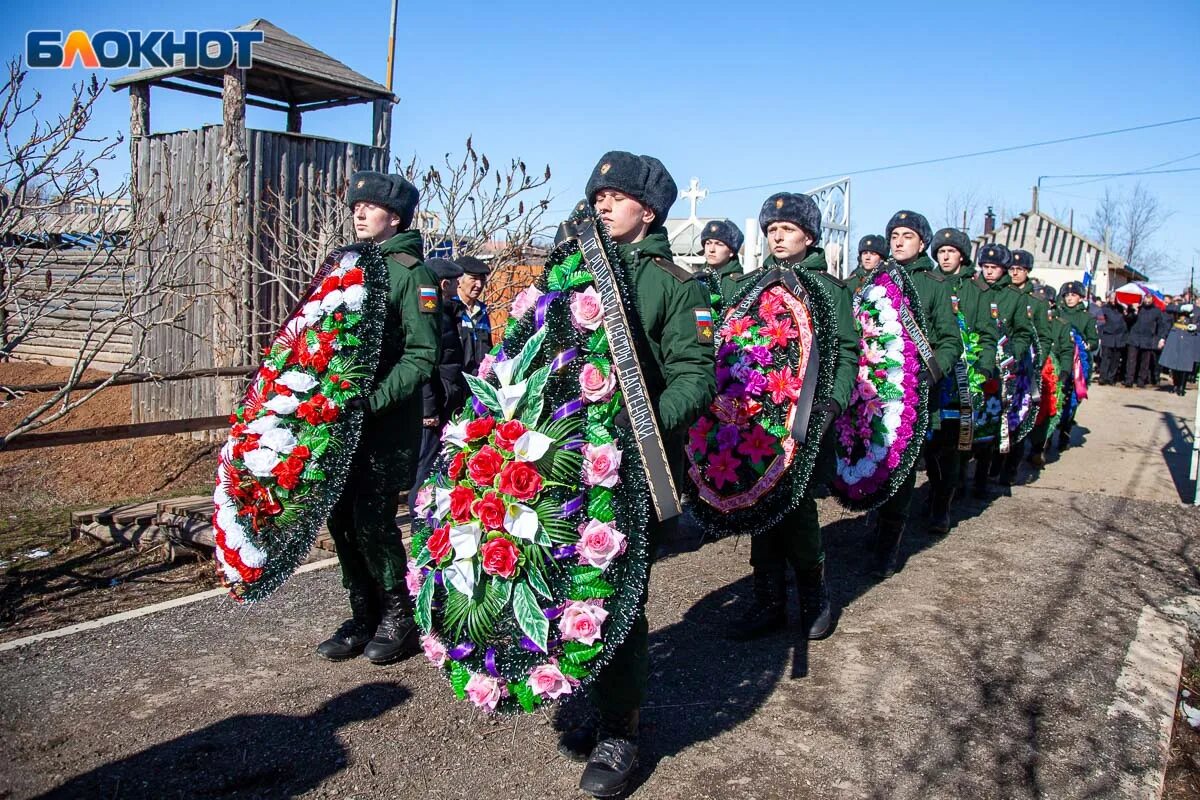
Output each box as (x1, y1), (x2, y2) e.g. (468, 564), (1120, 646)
(418, 285), (439, 313)
(823, 271), (845, 289)
(693, 307), (714, 343)
(652, 256), (696, 283)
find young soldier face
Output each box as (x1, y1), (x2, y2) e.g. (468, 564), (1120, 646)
(859, 251), (883, 271)
(766, 221), (813, 260)
(889, 228), (924, 262)
(353, 202), (403, 242)
(703, 239), (735, 267)
(935, 246), (963, 274)
(981, 263), (1006, 283)
(593, 189), (655, 244)
(1063, 291), (1083, 307)
(1008, 264), (1030, 287)
(458, 272), (487, 304)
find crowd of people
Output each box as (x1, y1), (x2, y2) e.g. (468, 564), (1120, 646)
(296, 157), (1198, 798)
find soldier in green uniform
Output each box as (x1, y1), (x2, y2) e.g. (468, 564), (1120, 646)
(924, 228), (998, 533)
(701, 219), (747, 309)
(1027, 285), (1076, 467)
(317, 171), (442, 665)
(971, 244), (1035, 495)
(996, 248), (1049, 483)
(848, 234), (887, 294)
(727, 192), (859, 644)
(873, 211), (963, 577)
(1056, 280), (1100, 450)
(559, 151), (716, 798)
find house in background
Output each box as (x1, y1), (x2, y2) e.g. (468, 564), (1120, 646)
(971, 188), (1146, 299)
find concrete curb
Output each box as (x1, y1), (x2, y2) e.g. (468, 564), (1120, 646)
(1107, 596), (1200, 800)
(0, 557), (340, 653)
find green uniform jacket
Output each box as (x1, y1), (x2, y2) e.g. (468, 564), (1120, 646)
(615, 232), (716, 440)
(1044, 308), (1077, 369)
(1012, 281), (1052, 349)
(895, 253), (964, 378)
(713, 258), (746, 308)
(941, 266), (999, 378)
(847, 265), (875, 295)
(760, 249), (859, 411)
(978, 273), (1035, 363)
(367, 231), (442, 421)
(1058, 303), (1100, 355)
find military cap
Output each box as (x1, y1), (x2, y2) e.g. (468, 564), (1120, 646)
(1060, 280), (1086, 298)
(885, 210), (932, 248)
(700, 219), (744, 253)
(457, 255), (491, 276)
(1010, 249), (1036, 272)
(425, 258), (463, 281)
(932, 228), (974, 262)
(1032, 285), (1057, 306)
(585, 151), (678, 227)
(759, 192), (822, 244)
(347, 171), (419, 229)
(977, 242), (1013, 268)
(858, 234), (887, 258)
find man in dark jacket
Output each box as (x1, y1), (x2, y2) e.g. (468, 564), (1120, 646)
(1096, 293), (1132, 385)
(408, 258), (467, 511)
(1125, 295), (1170, 387)
(318, 171), (441, 666)
(453, 255), (494, 375)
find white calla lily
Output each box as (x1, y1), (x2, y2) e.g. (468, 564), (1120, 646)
(503, 502), (539, 541)
(512, 430), (552, 462)
(442, 419), (469, 447)
(492, 358), (518, 387)
(434, 488), (453, 521)
(449, 522), (482, 560)
(445, 560), (476, 597)
(496, 382), (528, 420)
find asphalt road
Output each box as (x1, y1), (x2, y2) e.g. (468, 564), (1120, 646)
(1, 383), (1197, 799)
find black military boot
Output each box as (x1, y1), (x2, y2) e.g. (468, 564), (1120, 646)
(872, 520), (904, 579)
(1057, 430), (1073, 451)
(316, 588), (379, 662)
(972, 457), (991, 499)
(579, 711), (639, 798)
(928, 488), (953, 535)
(796, 562), (833, 640)
(362, 589), (420, 665)
(727, 566), (787, 641)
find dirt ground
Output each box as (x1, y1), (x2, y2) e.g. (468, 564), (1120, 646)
(0, 361), (221, 643)
(1166, 635), (1200, 800)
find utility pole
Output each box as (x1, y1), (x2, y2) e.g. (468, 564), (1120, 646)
(385, 0), (399, 93)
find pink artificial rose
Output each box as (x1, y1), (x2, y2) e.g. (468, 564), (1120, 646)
(579, 363), (617, 403)
(421, 634), (447, 667)
(510, 285), (544, 320)
(559, 600), (609, 646)
(576, 519), (627, 570)
(413, 485), (433, 515)
(406, 561), (424, 598)
(570, 287), (605, 331)
(583, 442), (623, 488)
(465, 673), (505, 712)
(527, 662), (573, 700)
(477, 353), (497, 380)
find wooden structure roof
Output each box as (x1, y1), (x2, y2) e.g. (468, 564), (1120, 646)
(110, 19), (396, 113)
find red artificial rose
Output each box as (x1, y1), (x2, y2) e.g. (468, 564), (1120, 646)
(291, 445), (310, 460)
(983, 378), (1000, 395)
(449, 484), (476, 522)
(427, 524), (451, 562)
(480, 537), (520, 579)
(320, 401), (340, 423)
(467, 445), (505, 487)
(448, 451), (467, 481)
(319, 275), (341, 297)
(497, 461), (543, 501)
(473, 491), (507, 531)
(493, 419), (527, 452)
(465, 415), (496, 441)
(340, 267), (364, 287)
(272, 456), (305, 490)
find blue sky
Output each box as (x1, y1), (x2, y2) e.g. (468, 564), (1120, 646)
(7, 0), (1200, 289)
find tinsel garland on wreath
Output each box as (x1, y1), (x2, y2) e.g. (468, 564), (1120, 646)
(213, 243), (388, 603)
(830, 265), (931, 512)
(408, 206), (652, 715)
(1009, 331), (1043, 445)
(1069, 329), (1091, 414)
(685, 266), (838, 537)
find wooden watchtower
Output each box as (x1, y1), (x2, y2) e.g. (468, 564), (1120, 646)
(110, 18), (396, 426)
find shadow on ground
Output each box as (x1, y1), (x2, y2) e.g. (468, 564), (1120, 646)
(33, 683), (411, 800)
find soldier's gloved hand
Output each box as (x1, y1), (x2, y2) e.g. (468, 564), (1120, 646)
(814, 398), (842, 438)
(345, 396), (370, 414)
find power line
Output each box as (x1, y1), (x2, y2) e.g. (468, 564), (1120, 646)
(1045, 151), (1200, 188)
(1040, 166), (1200, 183)
(707, 114), (1200, 196)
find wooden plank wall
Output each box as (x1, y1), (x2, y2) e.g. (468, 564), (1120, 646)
(129, 125), (386, 431)
(0, 247), (135, 370)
